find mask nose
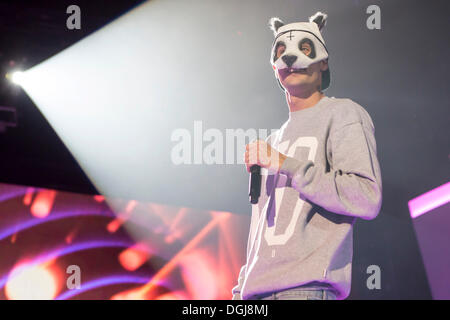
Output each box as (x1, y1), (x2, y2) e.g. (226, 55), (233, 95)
(282, 55), (297, 67)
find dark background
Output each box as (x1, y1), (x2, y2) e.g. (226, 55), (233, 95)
(1, 0), (449, 299)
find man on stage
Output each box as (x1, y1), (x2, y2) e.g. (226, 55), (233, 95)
(232, 11), (383, 300)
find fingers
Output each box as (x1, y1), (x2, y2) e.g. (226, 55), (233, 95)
(244, 139), (271, 171)
(244, 151), (250, 172)
(244, 141), (255, 172)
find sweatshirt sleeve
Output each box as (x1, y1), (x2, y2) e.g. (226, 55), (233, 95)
(231, 265), (246, 300)
(279, 121), (382, 220)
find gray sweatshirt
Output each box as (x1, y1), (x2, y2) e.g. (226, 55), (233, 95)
(232, 95), (382, 300)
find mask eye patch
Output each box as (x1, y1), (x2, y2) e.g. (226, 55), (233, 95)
(298, 38), (316, 59)
(273, 41), (286, 61)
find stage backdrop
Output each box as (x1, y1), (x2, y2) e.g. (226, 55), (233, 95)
(0, 182), (249, 300)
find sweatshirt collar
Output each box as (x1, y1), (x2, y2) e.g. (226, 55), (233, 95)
(288, 95), (330, 120)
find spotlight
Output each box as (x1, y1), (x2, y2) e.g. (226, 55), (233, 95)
(6, 71), (25, 85)
(5, 264), (58, 300)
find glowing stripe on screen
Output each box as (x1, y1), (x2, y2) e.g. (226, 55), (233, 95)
(408, 181), (450, 218)
(0, 208), (113, 241)
(55, 275), (151, 300)
(0, 188), (26, 202)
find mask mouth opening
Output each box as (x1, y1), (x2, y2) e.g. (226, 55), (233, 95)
(274, 64), (331, 92)
(284, 67), (308, 74)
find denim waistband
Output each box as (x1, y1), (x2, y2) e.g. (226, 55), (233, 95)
(248, 282), (339, 300)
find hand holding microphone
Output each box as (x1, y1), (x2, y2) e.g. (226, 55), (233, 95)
(244, 140), (287, 204)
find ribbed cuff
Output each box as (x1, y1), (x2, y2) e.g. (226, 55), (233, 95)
(232, 293), (242, 300)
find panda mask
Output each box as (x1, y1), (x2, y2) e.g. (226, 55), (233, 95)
(269, 11), (331, 91)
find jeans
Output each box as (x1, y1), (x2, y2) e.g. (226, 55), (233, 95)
(249, 285), (338, 300)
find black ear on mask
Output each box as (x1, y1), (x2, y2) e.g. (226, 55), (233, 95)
(268, 17), (284, 36)
(309, 11), (327, 31)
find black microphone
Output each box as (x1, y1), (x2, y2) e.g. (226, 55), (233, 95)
(249, 165), (262, 204)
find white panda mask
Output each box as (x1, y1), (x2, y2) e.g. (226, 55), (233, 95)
(269, 12), (331, 90)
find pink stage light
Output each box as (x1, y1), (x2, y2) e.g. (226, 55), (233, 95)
(179, 249), (218, 299)
(5, 264), (58, 300)
(65, 226), (80, 244)
(165, 208), (188, 244)
(156, 290), (188, 300)
(408, 182), (450, 218)
(107, 200), (137, 233)
(23, 187), (35, 206)
(30, 189), (56, 218)
(118, 242), (152, 271)
(93, 195), (105, 202)
(135, 214), (226, 298)
(110, 290), (146, 300)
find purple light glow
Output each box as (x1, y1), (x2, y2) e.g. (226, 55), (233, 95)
(55, 275), (151, 300)
(408, 182), (450, 218)
(0, 187), (26, 202)
(0, 208), (114, 241)
(0, 239), (133, 289)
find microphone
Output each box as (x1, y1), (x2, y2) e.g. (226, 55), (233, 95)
(249, 165), (262, 204)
